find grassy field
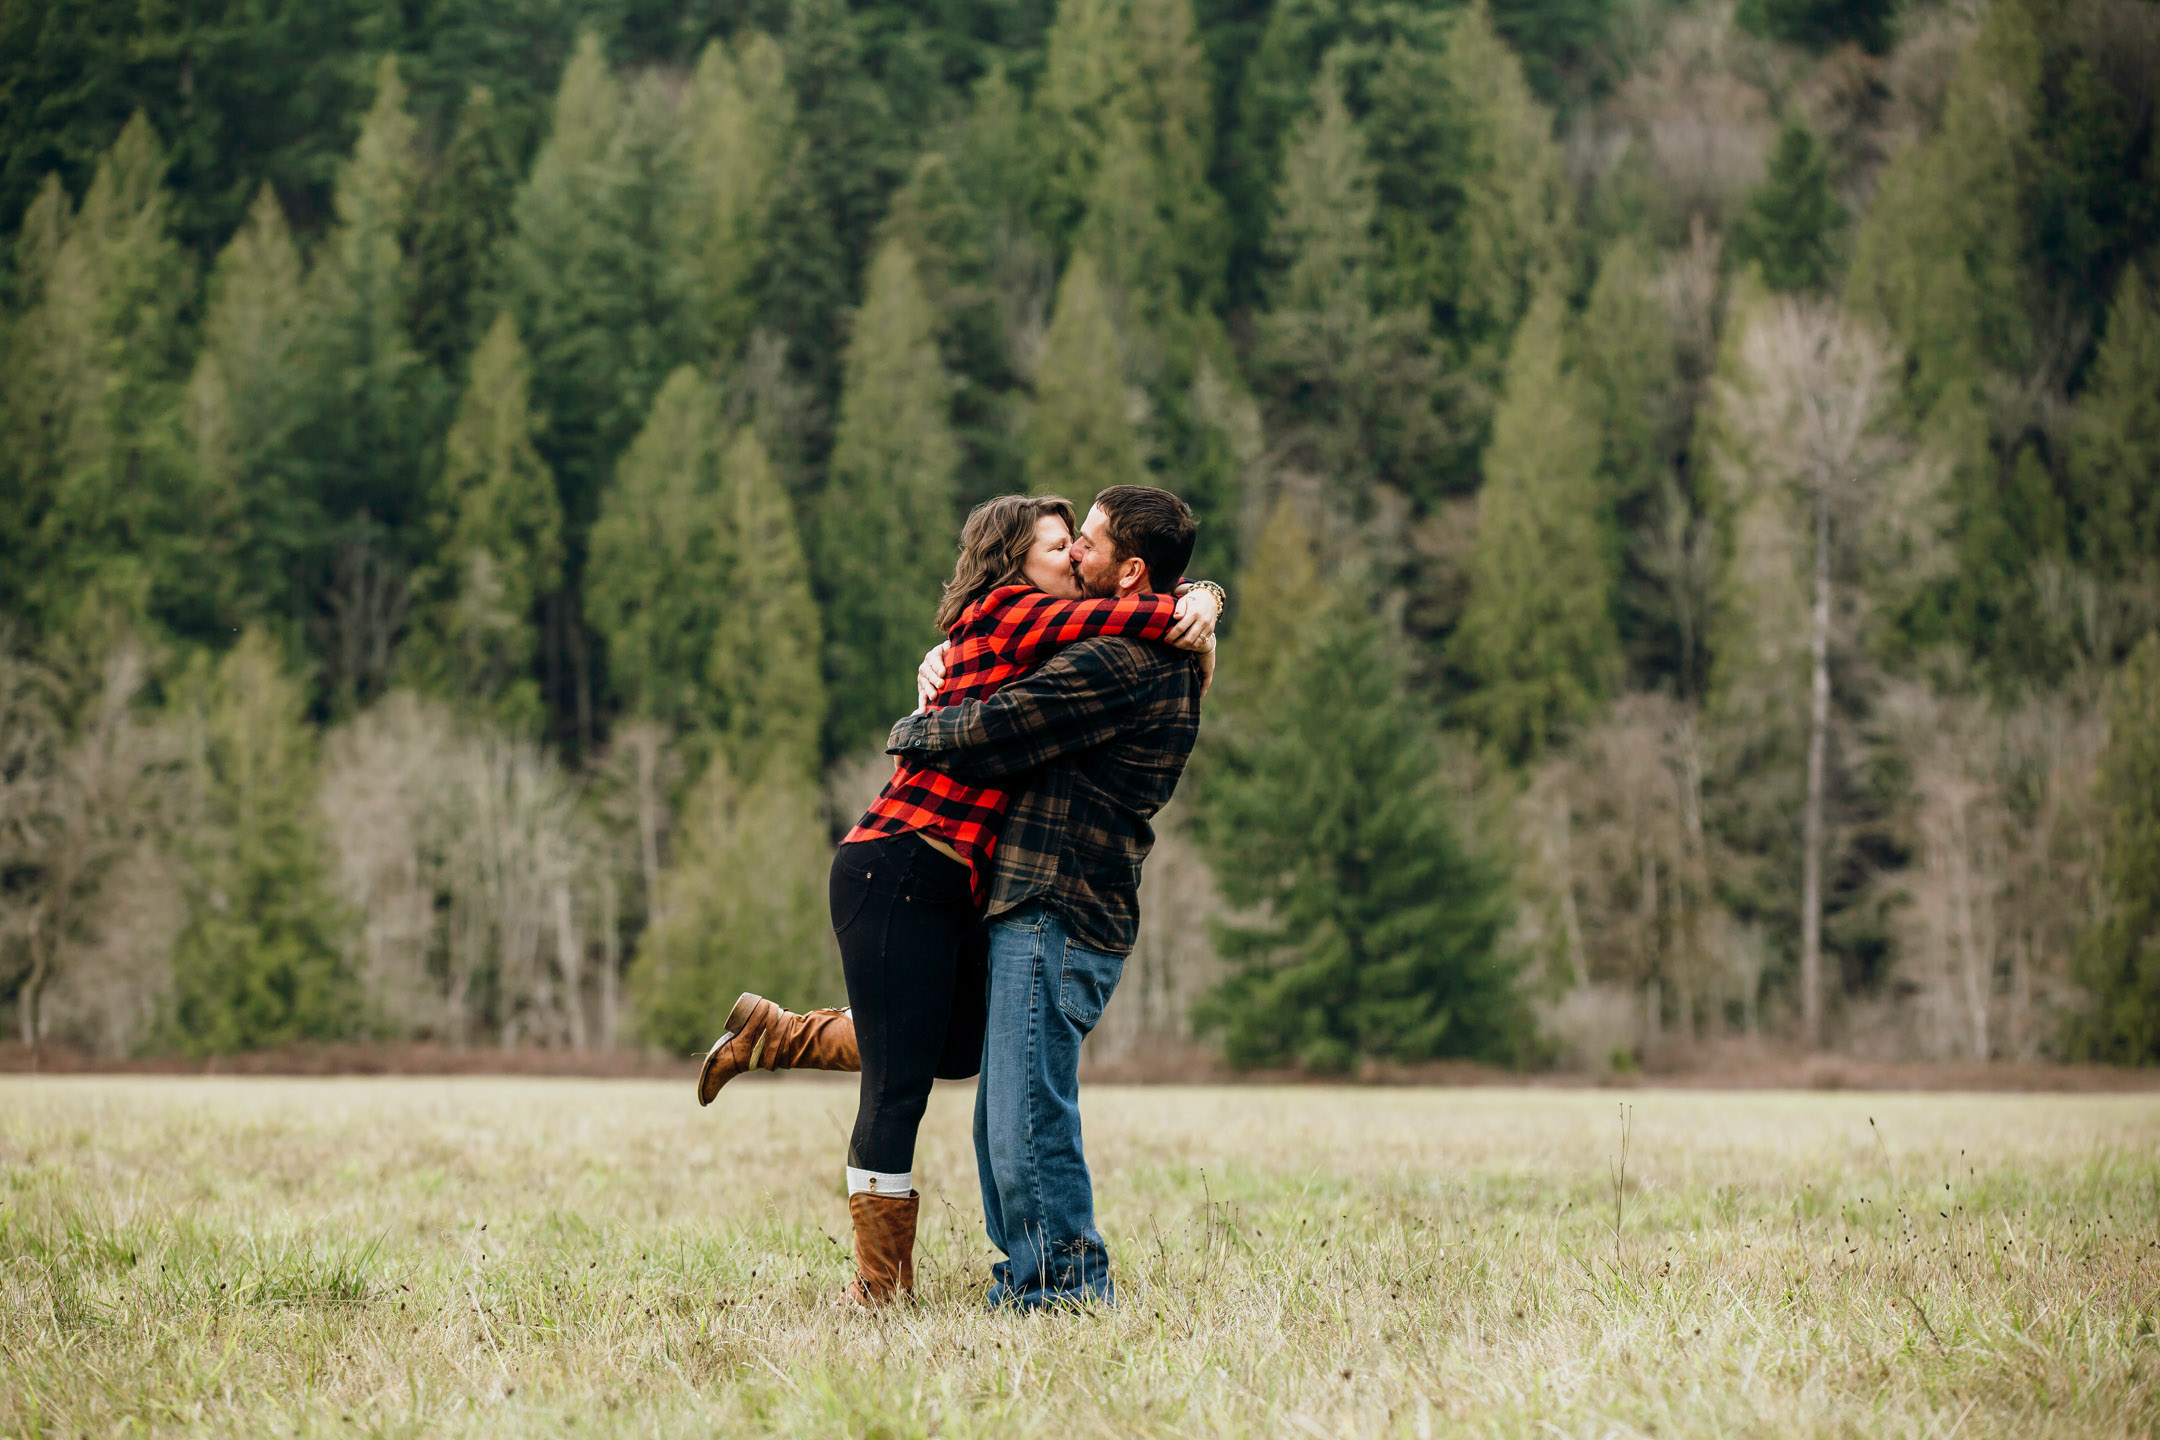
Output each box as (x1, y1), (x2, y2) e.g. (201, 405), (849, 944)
(2, 1077), (2155, 1437)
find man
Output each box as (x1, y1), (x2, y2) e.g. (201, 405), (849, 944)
(886, 484), (1210, 1310)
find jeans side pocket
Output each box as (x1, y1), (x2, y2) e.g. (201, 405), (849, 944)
(1056, 939), (1125, 1034)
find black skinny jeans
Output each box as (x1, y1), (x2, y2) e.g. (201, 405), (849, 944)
(831, 833), (988, 1175)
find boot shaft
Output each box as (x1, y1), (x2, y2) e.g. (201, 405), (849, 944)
(846, 1191), (918, 1305)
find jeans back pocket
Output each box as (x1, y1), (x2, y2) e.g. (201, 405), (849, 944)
(1057, 938), (1125, 1033)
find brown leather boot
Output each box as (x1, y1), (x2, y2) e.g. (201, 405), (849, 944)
(843, 1191), (918, 1307)
(696, 992), (859, 1106)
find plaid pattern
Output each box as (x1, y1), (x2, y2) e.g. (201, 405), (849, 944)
(885, 635), (1203, 956)
(844, 585), (1180, 900)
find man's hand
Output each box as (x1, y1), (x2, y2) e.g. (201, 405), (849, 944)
(915, 642), (950, 711)
(1166, 585), (1219, 652)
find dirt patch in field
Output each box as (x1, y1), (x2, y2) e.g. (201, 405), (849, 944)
(4, 1038), (2153, 1091)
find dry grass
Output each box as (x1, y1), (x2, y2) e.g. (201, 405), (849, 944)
(2, 1077), (2156, 1437)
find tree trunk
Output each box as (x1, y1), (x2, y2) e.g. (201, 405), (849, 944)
(599, 873), (619, 1052)
(636, 738), (663, 926)
(555, 882), (586, 1051)
(17, 963), (40, 1047)
(18, 917), (49, 1047)
(570, 605), (594, 759)
(1801, 484), (1832, 1051)
(2010, 930), (2032, 1062)
(1550, 775), (1586, 987)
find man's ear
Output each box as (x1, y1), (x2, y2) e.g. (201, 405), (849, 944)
(1118, 554), (1148, 596)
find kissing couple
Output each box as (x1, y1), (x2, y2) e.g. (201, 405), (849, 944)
(695, 484), (1224, 1311)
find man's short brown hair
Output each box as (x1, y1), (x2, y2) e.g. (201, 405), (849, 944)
(1093, 485), (1197, 593)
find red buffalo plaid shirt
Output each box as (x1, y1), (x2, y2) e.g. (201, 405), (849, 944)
(843, 584), (1184, 900)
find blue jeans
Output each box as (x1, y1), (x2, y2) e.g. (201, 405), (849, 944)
(973, 902), (1125, 1309)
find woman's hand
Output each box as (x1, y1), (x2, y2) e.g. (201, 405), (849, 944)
(916, 642), (950, 711)
(1196, 643), (1217, 698)
(1167, 585), (1220, 652)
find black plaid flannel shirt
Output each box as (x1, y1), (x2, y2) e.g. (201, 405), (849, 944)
(885, 633), (1204, 956)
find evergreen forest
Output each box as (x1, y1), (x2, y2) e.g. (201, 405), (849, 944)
(2, 0), (2157, 1070)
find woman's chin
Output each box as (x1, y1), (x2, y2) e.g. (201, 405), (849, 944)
(1030, 572), (1085, 599)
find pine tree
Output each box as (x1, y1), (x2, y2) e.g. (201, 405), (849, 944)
(1732, 123), (1848, 294)
(1027, 251), (1141, 498)
(2069, 263), (2160, 579)
(1252, 59), (1441, 503)
(1048, 0), (1234, 569)
(1124, 0), (1227, 313)
(586, 367), (732, 733)
(1433, 0), (1572, 392)
(0, 114), (211, 641)
(757, 0), (907, 406)
(2072, 633), (2160, 1061)
(0, 0), (379, 253)
(1078, 111), (1181, 339)
(1575, 237), (1676, 527)
(170, 628), (354, 1055)
(955, 63), (1037, 234)
(1454, 286), (1618, 762)
(628, 752), (837, 1054)
(501, 32), (676, 544)
(187, 184), (310, 624)
(1738, 0), (1894, 54)
(412, 85), (521, 374)
(1197, 587), (1519, 1071)
(1217, 495), (1322, 703)
(412, 312), (565, 723)
(2028, 59), (2158, 335)
(1032, 0), (1229, 331)
(587, 367), (821, 777)
(1178, 354), (1263, 582)
(674, 30), (796, 364)
(707, 424), (825, 783)
(815, 239), (960, 755)
(296, 56), (436, 542)
(879, 145), (1019, 507)
(1361, 33), (1463, 323)
(1038, 0), (1226, 313)
(1219, 0), (1419, 310)
(1575, 236), (1686, 681)
(1847, 0), (2044, 667)
(499, 32), (704, 747)
(1035, 0), (1133, 242)
(1847, 0), (2036, 445)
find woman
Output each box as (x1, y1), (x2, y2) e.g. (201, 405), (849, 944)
(694, 494), (1222, 1306)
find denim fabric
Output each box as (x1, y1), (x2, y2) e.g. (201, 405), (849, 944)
(973, 902), (1126, 1310)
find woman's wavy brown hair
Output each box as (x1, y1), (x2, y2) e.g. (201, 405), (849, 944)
(934, 494), (1077, 632)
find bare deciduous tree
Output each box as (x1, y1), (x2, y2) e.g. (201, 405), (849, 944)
(320, 691), (608, 1048)
(590, 720), (679, 928)
(1714, 298), (1917, 1049)
(1087, 800), (1227, 1068)
(1881, 682), (2104, 1060)
(1562, 694), (1736, 1044)
(0, 644), (178, 1045)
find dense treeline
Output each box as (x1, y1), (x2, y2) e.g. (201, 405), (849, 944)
(1, 0), (2155, 1067)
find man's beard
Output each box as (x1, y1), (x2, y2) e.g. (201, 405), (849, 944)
(1072, 558), (1118, 599)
